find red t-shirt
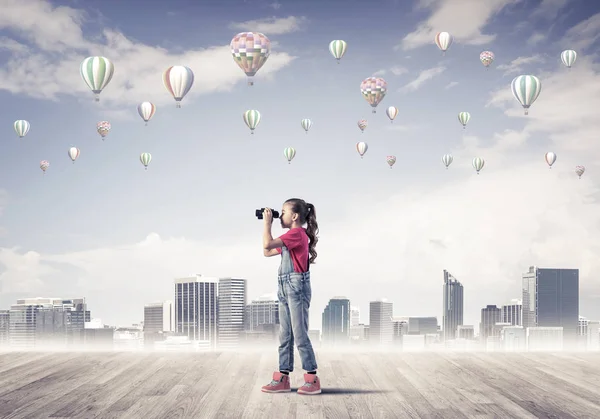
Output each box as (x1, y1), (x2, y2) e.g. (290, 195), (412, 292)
(276, 227), (309, 273)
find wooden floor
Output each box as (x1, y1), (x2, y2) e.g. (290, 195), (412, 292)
(1, 349), (600, 419)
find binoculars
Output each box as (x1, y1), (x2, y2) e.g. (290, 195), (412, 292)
(255, 208), (280, 219)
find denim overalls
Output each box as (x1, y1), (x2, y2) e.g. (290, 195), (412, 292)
(277, 245), (318, 372)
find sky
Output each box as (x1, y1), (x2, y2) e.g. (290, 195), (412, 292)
(1, 0), (600, 334)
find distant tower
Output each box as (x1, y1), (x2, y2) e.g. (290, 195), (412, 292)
(443, 270), (463, 341)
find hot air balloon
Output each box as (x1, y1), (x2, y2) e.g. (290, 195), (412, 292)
(163, 66), (194, 108)
(40, 160), (49, 174)
(544, 152), (556, 168)
(441, 154), (453, 169)
(357, 119), (367, 133)
(138, 102), (156, 125)
(386, 155), (396, 168)
(360, 77), (387, 113)
(458, 112), (470, 129)
(301, 118), (312, 133)
(575, 165), (585, 179)
(561, 50), (577, 69)
(231, 32), (271, 86)
(68, 147), (80, 163)
(472, 157), (485, 174)
(480, 51), (495, 69)
(356, 142), (368, 158)
(284, 147), (296, 164)
(140, 153), (152, 170)
(97, 121), (111, 140)
(511, 75), (541, 115)
(435, 32), (453, 55)
(329, 40), (347, 63)
(14, 120), (30, 138)
(80, 56), (114, 101)
(243, 110), (261, 134)
(386, 106), (398, 123)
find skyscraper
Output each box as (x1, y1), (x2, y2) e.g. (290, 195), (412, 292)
(522, 266), (579, 346)
(369, 299), (393, 346)
(480, 305), (501, 342)
(217, 277), (247, 349)
(174, 275), (218, 348)
(443, 270), (463, 341)
(322, 297), (350, 346)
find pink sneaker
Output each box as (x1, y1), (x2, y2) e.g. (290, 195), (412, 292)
(261, 371), (291, 393)
(297, 373), (321, 395)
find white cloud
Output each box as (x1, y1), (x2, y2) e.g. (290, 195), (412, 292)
(561, 12), (600, 52)
(398, 0), (520, 50)
(530, 0), (570, 20)
(444, 81), (458, 89)
(399, 66), (445, 92)
(372, 66), (408, 77)
(527, 32), (545, 45)
(269, 2), (282, 10)
(496, 54), (545, 76)
(0, 1), (296, 108)
(227, 16), (307, 35)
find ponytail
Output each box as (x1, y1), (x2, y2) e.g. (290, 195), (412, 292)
(305, 203), (319, 264)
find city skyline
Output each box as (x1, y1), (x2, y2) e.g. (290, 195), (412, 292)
(1, 0), (600, 332)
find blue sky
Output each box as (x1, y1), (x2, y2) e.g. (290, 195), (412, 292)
(1, 0), (600, 334)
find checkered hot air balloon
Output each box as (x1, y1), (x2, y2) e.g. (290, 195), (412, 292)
(356, 142), (368, 159)
(163, 66), (194, 108)
(140, 153), (152, 170)
(575, 165), (585, 179)
(472, 157), (485, 174)
(97, 121), (111, 140)
(231, 32), (271, 86)
(386, 156), (396, 169)
(357, 119), (367, 133)
(68, 147), (80, 163)
(511, 75), (542, 115)
(243, 110), (261, 134)
(480, 51), (495, 69)
(458, 112), (470, 129)
(284, 147), (296, 164)
(80, 56), (114, 102)
(14, 120), (30, 138)
(40, 160), (49, 174)
(442, 154), (453, 169)
(138, 102), (156, 125)
(301, 119), (312, 133)
(329, 40), (347, 63)
(360, 77), (387, 113)
(434, 32), (453, 55)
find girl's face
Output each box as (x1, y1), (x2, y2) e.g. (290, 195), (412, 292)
(280, 203), (297, 228)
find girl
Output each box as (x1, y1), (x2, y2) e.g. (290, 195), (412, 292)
(260, 198), (321, 395)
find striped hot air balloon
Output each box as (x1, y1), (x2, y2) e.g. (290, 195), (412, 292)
(480, 51), (495, 69)
(140, 153), (152, 170)
(458, 112), (470, 129)
(80, 56), (114, 101)
(472, 157), (485, 174)
(14, 120), (30, 138)
(243, 110), (261, 134)
(545, 152), (556, 168)
(329, 40), (347, 63)
(511, 75), (542, 115)
(435, 32), (453, 55)
(441, 154), (453, 169)
(357, 119), (367, 133)
(356, 142), (368, 159)
(230, 32), (271, 86)
(561, 50), (577, 69)
(386, 155), (396, 168)
(360, 77), (387, 113)
(283, 147), (296, 164)
(40, 160), (50, 174)
(137, 102), (156, 125)
(386, 106), (398, 123)
(163, 66), (194, 108)
(301, 118), (312, 133)
(68, 147), (80, 163)
(575, 165), (585, 179)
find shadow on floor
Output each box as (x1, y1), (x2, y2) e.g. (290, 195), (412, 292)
(293, 388), (391, 394)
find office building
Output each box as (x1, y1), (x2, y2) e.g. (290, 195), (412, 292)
(443, 270), (463, 341)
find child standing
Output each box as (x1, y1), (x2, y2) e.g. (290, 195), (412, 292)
(260, 198), (321, 395)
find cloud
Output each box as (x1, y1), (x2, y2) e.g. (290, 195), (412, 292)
(227, 16), (307, 35)
(372, 66), (409, 77)
(530, 0), (570, 20)
(0, 1), (296, 108)
(399, 66), (445, 92)
(444, 81), (458, 89)
(269, 2), (282, 10)
(398, 0), (520, 50)
(561, 12), (600, 52)
(527, 32), (545, 45)
(495, 54), (545, 76)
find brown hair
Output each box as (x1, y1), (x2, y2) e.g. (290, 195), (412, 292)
(284, 198), (319, 264)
